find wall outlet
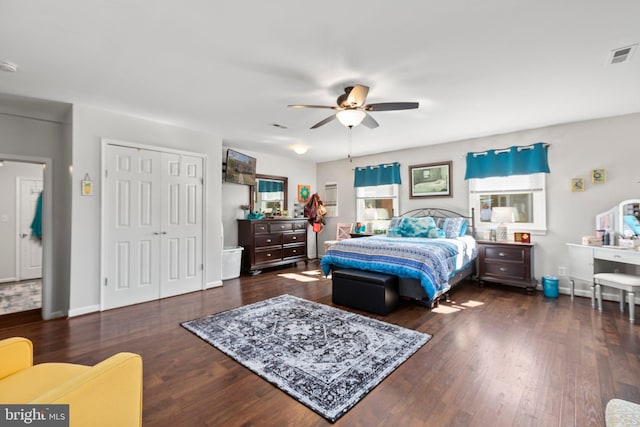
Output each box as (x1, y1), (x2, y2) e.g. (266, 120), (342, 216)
(558, 266), (566, 276)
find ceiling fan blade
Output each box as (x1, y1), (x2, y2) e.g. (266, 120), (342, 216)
(346, 85), (369, 107)
(310, 114), (337, 129)
(361, 113), (379, 129)
(364, 102), (419, 111)
(288, 104), (338, 109)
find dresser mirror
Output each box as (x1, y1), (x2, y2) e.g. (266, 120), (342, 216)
(250, 174), (288, 215)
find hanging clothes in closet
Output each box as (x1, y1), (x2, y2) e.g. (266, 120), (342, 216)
(30, 191), (43, 240)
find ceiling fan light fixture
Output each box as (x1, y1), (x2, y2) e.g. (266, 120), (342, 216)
(289, 144), (308, 155)
(336, 110), (366, 128)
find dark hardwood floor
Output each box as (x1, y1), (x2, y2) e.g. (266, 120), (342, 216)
(1, 261), (638, 426)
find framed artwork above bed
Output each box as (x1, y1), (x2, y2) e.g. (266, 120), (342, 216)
(409, 161), (453, 198)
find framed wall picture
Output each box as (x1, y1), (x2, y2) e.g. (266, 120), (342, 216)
(571, 178), (584, 192)
(409, 161), (452, 198)
(592, 169), (606, 184)
(297, 184), (310, 202)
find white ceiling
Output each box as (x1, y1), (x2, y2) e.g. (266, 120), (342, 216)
(1, 1), (639, 163)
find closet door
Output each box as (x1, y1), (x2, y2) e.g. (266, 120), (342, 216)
(159, 153), (203, 298)
(18, 178), (43, 280)
(103, 145), (161, 310)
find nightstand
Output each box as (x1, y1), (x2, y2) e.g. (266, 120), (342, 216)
(477, 241), (536, 291)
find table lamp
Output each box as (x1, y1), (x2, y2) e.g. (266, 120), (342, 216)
(491, 207), (516, 241)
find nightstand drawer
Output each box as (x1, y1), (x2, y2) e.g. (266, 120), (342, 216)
(484, 246), (525, 262)
(483, 262), (525, 280)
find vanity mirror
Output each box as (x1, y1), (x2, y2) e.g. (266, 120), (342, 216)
(250, 174), (288, 216)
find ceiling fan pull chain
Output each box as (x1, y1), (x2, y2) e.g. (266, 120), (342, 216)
(347, 127), (353, 162)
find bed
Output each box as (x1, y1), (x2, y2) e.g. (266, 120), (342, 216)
(320, 208), (477, 308)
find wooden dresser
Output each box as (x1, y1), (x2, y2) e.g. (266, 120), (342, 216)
(477, 241), (536, 291)
(238, 218), (308, 274)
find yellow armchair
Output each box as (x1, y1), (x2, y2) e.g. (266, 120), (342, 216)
(0, 337), (142, 427)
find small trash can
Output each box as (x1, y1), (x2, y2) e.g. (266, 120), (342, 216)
(222, 246), (244, 280)
(542, 275), (559, 298)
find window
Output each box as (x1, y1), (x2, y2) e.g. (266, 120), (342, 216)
(324, 183), (338, 217)
(469, 173), (546, 234)
(356, 184), (399, 233)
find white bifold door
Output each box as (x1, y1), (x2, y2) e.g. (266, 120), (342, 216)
(103, 145), (203, 310)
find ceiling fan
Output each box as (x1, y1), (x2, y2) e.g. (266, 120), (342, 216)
(288, 84), (419, 129)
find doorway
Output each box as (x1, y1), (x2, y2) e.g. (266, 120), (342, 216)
(0, 160), (44, 316)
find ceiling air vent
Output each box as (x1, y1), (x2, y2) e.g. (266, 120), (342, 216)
(609, 44), (637, 64)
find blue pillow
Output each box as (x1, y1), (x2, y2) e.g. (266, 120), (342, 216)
(388, 217), (444, 238)
(442, 217), (468, 238)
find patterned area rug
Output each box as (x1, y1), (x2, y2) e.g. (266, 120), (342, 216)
(182, 294), (431, 422)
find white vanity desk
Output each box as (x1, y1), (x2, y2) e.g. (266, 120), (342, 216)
(567, 243), (640, 303)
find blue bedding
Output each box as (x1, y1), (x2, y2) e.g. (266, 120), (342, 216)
(321, 235), (477, 301)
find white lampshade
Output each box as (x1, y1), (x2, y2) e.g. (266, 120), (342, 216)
(364, 208), (379, 220)
(336, 110), (366, 128)
(491, 207), (515, 241)
(490, 207), (516, 224)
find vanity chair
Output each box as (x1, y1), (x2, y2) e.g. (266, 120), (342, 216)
(594, 272), (640, 323)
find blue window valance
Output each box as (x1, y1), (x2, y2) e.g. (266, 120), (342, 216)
(258, 180), (284, 192)
(354, 162), (401, 187)
(464, 142), (550, 179)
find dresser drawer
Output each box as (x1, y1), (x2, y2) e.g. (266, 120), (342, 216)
(483, 261), (525, 280)
(293, 221), (307, 230)
(253, 223), (269, 234)
(283, 245), (306, 259)
(283, 231), (306, 244)
(255, 248), (283, 264)
(269, 222), (293, 232)
(484, 246), (525, 262)
(255, 234), (282, 247)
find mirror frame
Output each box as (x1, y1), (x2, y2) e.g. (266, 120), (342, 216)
(250, 174), (288, 214)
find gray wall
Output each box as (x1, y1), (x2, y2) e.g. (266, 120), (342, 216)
(317, 112), (640, 297)
(0, 111), (72, 319)
(221, 147), (317, 256)
(68, 104), (223, 315)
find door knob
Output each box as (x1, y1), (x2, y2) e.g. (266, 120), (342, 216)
(21, 233), (29, 238)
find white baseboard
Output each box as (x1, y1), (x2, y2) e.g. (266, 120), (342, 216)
(68, 304), (100, 317)
(539, 284), (640, 305)
(206, 280), (223, 289)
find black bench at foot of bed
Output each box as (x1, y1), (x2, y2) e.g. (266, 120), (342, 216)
(332, 269), (399, 315)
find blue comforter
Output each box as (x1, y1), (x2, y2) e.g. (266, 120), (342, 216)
(320, 235), (477, 301)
